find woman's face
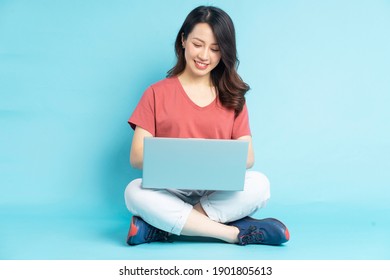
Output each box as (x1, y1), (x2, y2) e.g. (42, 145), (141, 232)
(182, 23), (222, 79)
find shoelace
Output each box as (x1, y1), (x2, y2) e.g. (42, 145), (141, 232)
(240, 225), (265, 245)
(145, 227), (169, 242)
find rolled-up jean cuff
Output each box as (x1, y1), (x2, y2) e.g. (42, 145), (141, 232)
(199, 195), (221, 223)
(170, 203), (193, 235)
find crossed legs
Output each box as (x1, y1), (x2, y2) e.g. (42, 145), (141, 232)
(124, 171), (271, 244)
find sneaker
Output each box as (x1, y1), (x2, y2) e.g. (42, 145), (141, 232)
(126, 216), (169, 245)
(228, 216), (290, 246)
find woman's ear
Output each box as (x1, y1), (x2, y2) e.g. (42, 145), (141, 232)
(181, 32), (185, 49)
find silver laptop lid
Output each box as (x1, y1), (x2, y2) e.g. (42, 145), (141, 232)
(142, 137), (248, 191)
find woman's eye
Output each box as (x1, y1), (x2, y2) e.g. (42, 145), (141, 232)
(193, 43), (201, 48)
(211, 48), (220, 52)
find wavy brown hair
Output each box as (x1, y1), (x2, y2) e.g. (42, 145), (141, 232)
(167, 6), (249, 116)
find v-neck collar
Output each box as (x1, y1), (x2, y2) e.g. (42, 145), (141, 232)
(175, 76), (217, 110)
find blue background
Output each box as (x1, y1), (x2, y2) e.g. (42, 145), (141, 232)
(1, 0), (389, 259)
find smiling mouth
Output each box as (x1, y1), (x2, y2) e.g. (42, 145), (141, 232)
(195, 60), (208, 69)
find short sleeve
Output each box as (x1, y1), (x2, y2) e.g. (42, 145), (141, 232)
(128, 86), (156, 136)
(231, 103), (251, 139)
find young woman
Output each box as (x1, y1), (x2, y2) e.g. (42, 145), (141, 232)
(124, 6), (290, 246)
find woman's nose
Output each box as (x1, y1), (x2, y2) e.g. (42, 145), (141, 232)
(198, 48), (209, 60)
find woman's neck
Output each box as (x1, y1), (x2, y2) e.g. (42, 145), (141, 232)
(178, 71), (213, 88)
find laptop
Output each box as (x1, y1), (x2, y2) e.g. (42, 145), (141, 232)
(142, 137), (248, 191)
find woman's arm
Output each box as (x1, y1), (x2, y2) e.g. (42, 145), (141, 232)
(237, 135), (255, 169)
(130, 126), (153, 170)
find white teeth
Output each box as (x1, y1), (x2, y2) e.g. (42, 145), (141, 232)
(196, 61), (207, 67)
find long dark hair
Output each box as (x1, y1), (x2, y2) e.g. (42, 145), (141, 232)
(167, 6), (249, 116)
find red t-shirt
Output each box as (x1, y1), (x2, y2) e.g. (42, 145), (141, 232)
(128, 77), (251, 139)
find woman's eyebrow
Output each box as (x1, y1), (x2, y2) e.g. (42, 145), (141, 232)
(192, 37), (219, 45)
